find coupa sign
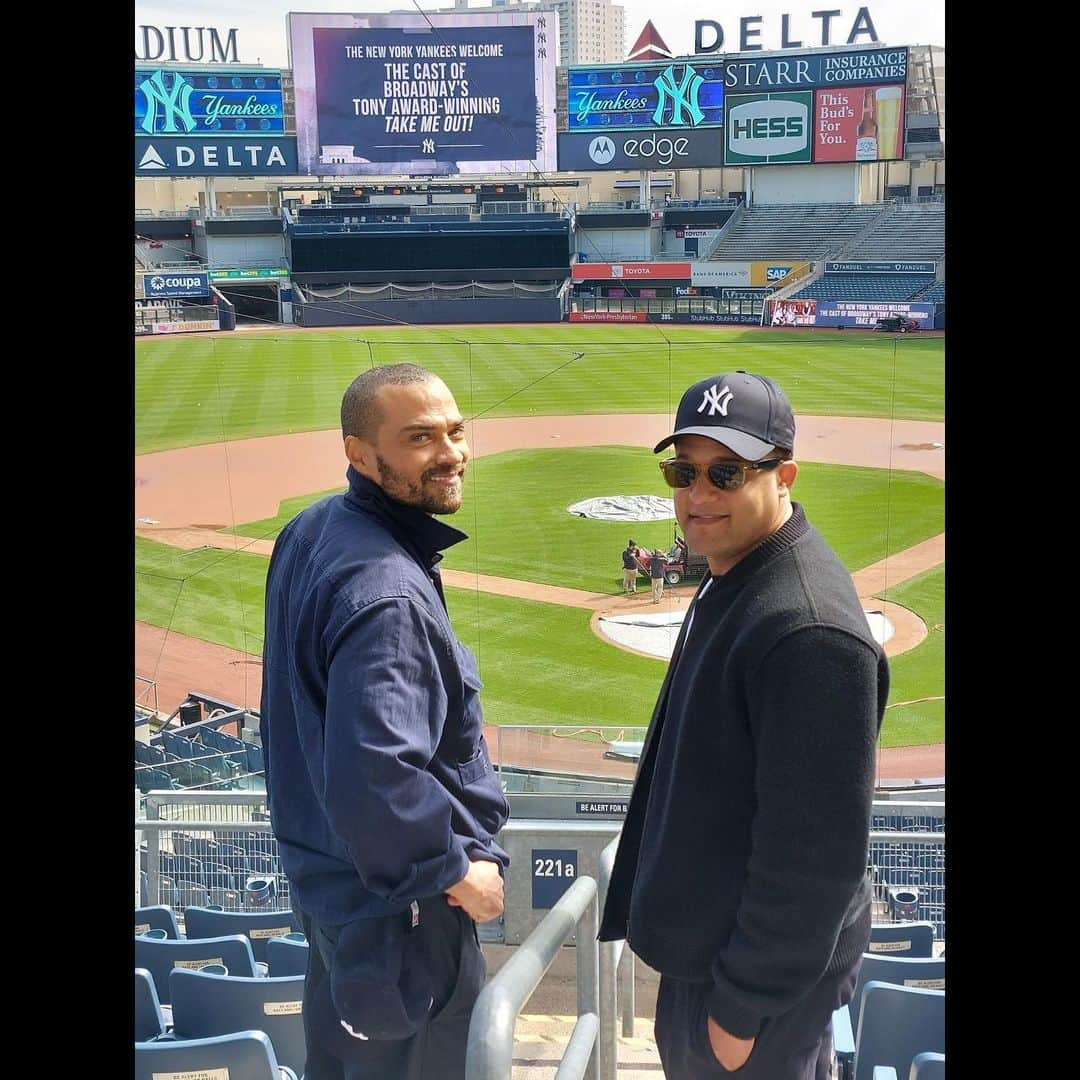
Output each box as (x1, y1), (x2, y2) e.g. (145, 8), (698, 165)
(724, 92), (812, 164)
(143, 272), (210, 298)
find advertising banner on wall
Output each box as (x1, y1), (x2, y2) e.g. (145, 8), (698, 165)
(816, 301), (935, 327)
(208, 268), (290, 281)
(141, 272), (210, 298)
(724, 91), (813, 164)
(722, 48), (909, 92)
(825, 261), (936, 274)
(558, 128), (722, 170)
(769, 298), (818, 325)
(150, 320), (221, 334)
(569, 311), (647, 322)
(135, 68), (285, 136)
(652, 312), (761, 325)
(288, 11), (558, 176)
(572, 262), (691, 281)
(567, 60), (724, 132)
(690, 261), (751, 286)
(135, 136), (298, 175)
(749, 260), (811, 286)
(767, 299), (935, 328)
(813, 83), (905, 163)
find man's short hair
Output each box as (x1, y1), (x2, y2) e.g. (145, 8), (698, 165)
(341, 364), (435, 441)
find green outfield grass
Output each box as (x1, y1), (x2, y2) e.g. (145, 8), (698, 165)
(136, 326), (943, 453)
(136, 326), (944, 747)
(233, 448), (943, 591)
(877, 566), (946, 749)
(135, 536), (941, 744)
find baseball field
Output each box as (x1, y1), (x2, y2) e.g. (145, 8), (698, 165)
(135, 324), (944, 751)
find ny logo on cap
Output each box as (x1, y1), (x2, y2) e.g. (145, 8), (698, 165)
(698, 384), (733, 417)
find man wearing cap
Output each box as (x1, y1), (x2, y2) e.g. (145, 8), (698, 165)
(261, 364), (509, 1079)
(599, 371), (889, 1079)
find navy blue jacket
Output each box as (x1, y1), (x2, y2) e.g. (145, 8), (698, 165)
(260, 466), (510, 925)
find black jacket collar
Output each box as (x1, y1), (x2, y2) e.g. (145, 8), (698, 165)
(343, 465), (468, 567)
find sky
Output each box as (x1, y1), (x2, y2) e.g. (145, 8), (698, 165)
(134, 2), (945, 69)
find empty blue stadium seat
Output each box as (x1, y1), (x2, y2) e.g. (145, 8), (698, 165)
(266, 934), (309, 977)
(170, 967), (307, 1076)
(135, 905), (181, 939)
(134, 933), (260, 1004)
(135, 968), (168, 1041)
(852, 982), (945, 1080)
(135, 1030), (297, 1080)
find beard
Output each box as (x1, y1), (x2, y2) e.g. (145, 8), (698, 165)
(375, 453), (465, 515)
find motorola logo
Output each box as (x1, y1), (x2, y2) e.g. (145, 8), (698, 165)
(588, 136), (616, 164)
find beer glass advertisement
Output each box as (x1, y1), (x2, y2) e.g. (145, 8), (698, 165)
(813, 84), (905, 163)
(288, 12), (558, 176)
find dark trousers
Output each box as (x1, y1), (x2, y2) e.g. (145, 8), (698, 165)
(296, 899), (485, 1080)
(654, 951), (862, 1080)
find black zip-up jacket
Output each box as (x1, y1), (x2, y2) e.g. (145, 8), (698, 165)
(260, 467), (509, 926)
(599, 504), (889, 1038)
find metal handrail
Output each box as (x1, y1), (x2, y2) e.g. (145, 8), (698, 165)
(465, 874), (599, 1080)
(597, 834), (635, 1080)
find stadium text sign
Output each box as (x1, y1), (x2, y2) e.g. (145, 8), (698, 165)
(558, 128), (722, 170)
(289, 12), (557, 176)
(694, 8), (880, 53)
(826, 261), (936, 274)
(141, 272), (210, 298)
(722, 47), (908, 90)
(135, 137), (298, 175)
(567, 60), (724, 132)
(135, 25), (239, 63)
(531, 849), (577, 909)
(725, 92), (813, 164)
(135, 68), (285, 137)
(572, 262), (691, 281)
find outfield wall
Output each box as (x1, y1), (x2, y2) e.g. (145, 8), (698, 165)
(296, 297), (563, 327)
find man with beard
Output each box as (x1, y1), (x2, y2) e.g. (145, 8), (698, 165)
(260, 364), (509, 1080)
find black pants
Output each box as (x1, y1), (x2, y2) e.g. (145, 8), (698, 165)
(654, 951), (862, 1080)
(296, 899), (485, 1080)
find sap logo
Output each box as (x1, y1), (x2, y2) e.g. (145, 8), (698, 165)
(588, 136), (617, 164)
(766, 266), (792, 282)
(728, 98), (808, 156)
(623, 134), (690, 166)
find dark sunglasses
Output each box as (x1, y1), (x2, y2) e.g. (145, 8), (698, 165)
(659, 456), (786, 491)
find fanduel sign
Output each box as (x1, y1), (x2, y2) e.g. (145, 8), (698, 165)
(695, 8), (879, 52)
(135, 26), (239, 63)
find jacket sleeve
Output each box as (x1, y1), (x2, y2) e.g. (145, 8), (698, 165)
(705, 625), (886, 1037)
(320, 595), (471, 906)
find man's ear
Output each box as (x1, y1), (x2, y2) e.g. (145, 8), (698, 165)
(344, 435), (377, 480)
(777, 459), (798, 495)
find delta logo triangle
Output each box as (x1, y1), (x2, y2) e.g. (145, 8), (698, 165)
(627, 20), (673, 62)
(139, 145), (167, 169)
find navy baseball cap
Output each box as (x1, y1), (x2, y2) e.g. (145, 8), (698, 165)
(653, 371), (796, 459)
